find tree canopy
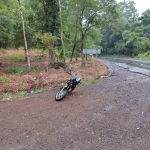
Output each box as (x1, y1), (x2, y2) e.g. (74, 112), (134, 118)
(0, 0), (150, 59)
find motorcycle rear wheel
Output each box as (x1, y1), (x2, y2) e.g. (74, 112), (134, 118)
(55, 88), (67, 101)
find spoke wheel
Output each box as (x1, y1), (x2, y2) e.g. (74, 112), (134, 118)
(55, 88), (67, 101)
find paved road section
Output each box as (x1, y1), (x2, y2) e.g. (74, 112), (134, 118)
(97, 57), (150, 76)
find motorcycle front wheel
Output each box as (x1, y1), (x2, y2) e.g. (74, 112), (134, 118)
(55, 87), (67, 101)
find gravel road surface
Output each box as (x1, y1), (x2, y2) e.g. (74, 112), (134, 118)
(0, 62), (150, 150)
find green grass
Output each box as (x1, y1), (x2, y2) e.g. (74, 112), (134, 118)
(135, 53), (150, 59)
(35, 49), (48, 54)
(8, 54), (25, 62)
(0, 75), (10, 85)
(2, 93), (12, 99)
(6, 65), (43, 74)
(0, 49), (7, 54)
(6, 65), (27, 74)
(103, 71), (107, 76)
(13, 91), (27, 99)
(82, 79), (99, 85)
(2, 91), (29, 101)
(34, 87), (48, 93)
(100, 54), (131, 58)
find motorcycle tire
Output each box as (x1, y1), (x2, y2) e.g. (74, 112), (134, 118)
(72, 85), (76, 91)
(68, 85), (76, 94)
(55, 88), (67, 101)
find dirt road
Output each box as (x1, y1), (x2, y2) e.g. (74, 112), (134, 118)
(0, 63), (150, 150)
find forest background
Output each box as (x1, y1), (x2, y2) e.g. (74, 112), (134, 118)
(1, 0), (150, 64)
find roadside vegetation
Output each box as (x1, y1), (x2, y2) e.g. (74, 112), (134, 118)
(0, 48), (107, 102)
(100, 1), (150, 58)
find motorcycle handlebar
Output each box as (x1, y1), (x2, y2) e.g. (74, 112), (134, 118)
(66, 71), (78, 76)
(66, 72), (72, 76)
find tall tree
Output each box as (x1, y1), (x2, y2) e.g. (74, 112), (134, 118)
(69, 0), (118, 65)
(0, 0), (15, 48)
(18, 0), (30, 69)
(59, 0), (66, 63)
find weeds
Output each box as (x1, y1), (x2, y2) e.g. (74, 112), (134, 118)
(6, 65), (27, 74)
(2, 93), (12, 99)
(6, 65), (42, 74)
(35, 49), (48, 54)
(135, 53), (150, 59)
(13, 91), (27, 99)
(2, 91), (28, 101)
(82, 79), (99, 85)
(8, 54), (25, 62)
(94, 74), (99, 79)
(19, 80), (23, 90)
(103, 71), (107, 76)
(34, 87), (48, 93)
(1, 49), (7, 54)
(1, 75), (10, 85)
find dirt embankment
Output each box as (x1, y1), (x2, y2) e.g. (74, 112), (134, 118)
(0, 49), (107, 93)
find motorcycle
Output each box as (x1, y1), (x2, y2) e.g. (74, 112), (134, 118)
(55, 68), (81, 101)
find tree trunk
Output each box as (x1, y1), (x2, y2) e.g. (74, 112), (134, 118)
(59, 0), (65, 63)
(18, 0), (30, 70)
(81, 33), (85, 65)
(49, 49), (51, 64)
(70, 13), (79, 62)
(70, 44), (76, 62)
(70, 30), (78, 62)
(51, 49), (55, 63)
(76, 49), (78, 61)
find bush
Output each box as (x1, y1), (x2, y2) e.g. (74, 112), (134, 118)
(6, 65), (43, 74)
(6, 65), (27, 74)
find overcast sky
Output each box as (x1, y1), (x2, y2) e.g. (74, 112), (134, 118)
(116, 0), (150, 16)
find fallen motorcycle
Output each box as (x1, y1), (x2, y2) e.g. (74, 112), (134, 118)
(55, 69), (81, 101)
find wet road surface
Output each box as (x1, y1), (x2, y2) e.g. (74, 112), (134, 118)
(97, 57), (150, 76)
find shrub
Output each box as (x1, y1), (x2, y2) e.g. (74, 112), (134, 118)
(6, 65), (27, 74)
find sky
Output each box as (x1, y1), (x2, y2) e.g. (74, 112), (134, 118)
(117, 0), (150, 16)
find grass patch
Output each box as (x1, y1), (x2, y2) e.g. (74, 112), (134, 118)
(34, 87), (48, 93)
(2, 93), (12, 99)
(1, 91), (29, 101)
(1, 87), (49, 101)
(82, 79), (99, 85)
(13, 91), (27, 99)
(8, 54), (25, 62)
(35, 49), (48, 54)
(0, 75), (10, 85)
(6, 65), (43, 74)
(100, 54), (131, 58)
(135, 53), (150, 59)
(1, 49), (7, 54)
(6, 65), (27, 74)
(103, 71), (107, 76)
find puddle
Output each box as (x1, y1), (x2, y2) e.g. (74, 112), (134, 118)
(98, 57), (150, 76)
